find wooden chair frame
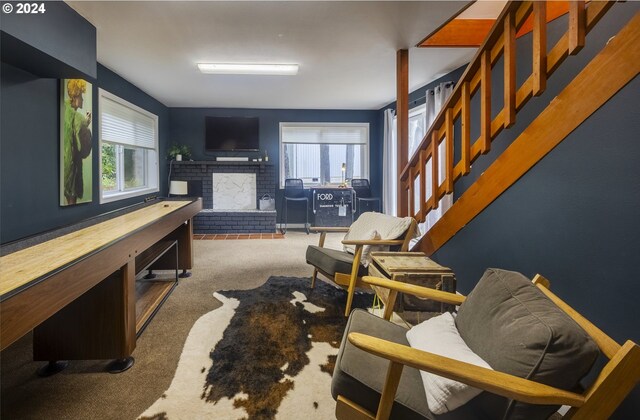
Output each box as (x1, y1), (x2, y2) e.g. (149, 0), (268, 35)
(336, 274), (640, 420)
(309, 219), (418, 317)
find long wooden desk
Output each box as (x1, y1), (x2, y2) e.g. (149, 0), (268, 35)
(0, 198), (202, 370)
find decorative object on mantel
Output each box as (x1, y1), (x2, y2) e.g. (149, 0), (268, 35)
(259, 194), (276, 211)
(167, 143), (192, 161)
(216, 157), (249, 162)
(169, 181), (188, 197)
(60, 78), (93, 206)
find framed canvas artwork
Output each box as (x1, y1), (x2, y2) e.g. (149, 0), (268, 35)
(60, 79), (93, 206)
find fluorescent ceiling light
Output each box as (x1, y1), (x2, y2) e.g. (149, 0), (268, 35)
(198, 63), (299, 75)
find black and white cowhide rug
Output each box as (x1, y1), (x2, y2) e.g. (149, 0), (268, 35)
(139, 277), (371, 420)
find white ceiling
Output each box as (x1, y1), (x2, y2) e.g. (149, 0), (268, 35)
(67, 1), (477, 110)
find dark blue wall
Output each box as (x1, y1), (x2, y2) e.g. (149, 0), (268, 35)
(0, 1), (96, 78)
(169, 107), (380, 223)
(0, 62), (169, 244)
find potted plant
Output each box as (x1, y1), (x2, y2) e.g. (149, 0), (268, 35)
(167, 143), (192, 161)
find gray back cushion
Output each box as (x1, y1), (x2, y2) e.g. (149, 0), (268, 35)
(455, 269), (599, 420)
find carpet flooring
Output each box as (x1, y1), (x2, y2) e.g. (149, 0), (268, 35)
(0, 231), (354, 420)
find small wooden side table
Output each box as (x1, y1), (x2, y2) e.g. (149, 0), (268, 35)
(368, 252), (456, 323)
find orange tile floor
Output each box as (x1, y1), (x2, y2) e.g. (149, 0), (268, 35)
(194, 233), (285, 240)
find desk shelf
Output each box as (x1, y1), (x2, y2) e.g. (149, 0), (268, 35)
(134, 239), (179, 335)
(135, 280), (176, 334)
(135, 240), (177, 275)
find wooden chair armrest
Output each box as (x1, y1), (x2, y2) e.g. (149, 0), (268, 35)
(341, 239), (405, 246)
(347, 333), (585, 408)
(309, 227), (350, 233)
(362, 276), (466, 306)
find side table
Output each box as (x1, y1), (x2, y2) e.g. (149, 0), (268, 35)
(368, 252), (456, 324)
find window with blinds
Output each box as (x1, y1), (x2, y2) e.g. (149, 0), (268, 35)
(279, 123), (369, 187)
(99, 89), (159, 203)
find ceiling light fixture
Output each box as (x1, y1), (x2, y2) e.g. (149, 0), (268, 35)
(197, 63), (299, 75)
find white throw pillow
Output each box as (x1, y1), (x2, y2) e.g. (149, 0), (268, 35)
(356, 230), (380, 265)
(343, 212), (414, 265)
(405, 312), (493, 414)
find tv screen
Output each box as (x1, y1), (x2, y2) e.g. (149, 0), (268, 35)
(205, 116), (259, 151)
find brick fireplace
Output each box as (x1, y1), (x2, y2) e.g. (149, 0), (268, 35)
(170, 161), (276, 233)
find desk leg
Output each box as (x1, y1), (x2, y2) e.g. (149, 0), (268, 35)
(178, 219), (193, 275)
(107, 260), (136, 373)
(154, 219), (194, 277)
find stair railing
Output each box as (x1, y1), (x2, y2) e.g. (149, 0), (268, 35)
(398, 0), (614, 229)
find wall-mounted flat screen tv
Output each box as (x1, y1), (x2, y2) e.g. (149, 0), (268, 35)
(205, 116), (259, 151)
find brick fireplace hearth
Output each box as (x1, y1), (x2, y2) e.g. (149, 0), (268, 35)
(170, 161), (276, 233)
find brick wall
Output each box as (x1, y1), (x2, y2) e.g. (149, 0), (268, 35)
(194, 210), (276, 234)
(170, 161), (276, 209)
(171, 161), (277, 233)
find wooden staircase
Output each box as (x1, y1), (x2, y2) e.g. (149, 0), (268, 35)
(397, 1), (639, 255)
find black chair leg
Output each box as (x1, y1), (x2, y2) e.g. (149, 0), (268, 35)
(305, 199), (309, 234)
(283, 198), (288, 234)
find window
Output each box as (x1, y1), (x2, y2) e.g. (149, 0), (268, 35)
(99, 89), (159, 203)
(407, 104), (426, 159)
(280, 123), (369, 187)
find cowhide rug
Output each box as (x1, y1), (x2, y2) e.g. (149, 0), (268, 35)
(139, 277), (371, 420)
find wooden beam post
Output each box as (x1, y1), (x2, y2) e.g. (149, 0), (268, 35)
(409, 168), (415, 217)
(504, 11), (516, 128)
(431, 132), (439, 210)
(461, 81), (471, 175)
(533, 1), (547, 96)
(444, 108), (454, 193)
(569, 1), (586, 55)
(480, 50), (492, 153)
(396, 49), (409, 217)
(419, 149), (427, 221)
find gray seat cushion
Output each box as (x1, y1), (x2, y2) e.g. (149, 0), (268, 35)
(332, 309), (484, 420)
(306, 245), (368, 277)
(456, 269), (599, 420)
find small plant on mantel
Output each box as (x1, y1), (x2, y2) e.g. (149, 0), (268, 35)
(167, 143), (192, 161)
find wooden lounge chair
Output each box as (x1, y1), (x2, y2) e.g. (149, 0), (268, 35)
(332, 269), (640, 419)
(305, 212), (418, 317)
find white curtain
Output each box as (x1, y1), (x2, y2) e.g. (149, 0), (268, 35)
(423, 82), (454, 234)
(382, 108), (397, 215)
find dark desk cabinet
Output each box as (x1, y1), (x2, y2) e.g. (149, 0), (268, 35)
(312, 187), (354, 227)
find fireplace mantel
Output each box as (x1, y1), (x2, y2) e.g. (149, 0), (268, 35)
(171, 160), (277, 233)
(171, 160), (273, 167)
(170, 160), (276, 211)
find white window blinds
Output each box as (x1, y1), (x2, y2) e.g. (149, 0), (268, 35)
(100, 93), (157, 149)
(281, 123), (368, 145)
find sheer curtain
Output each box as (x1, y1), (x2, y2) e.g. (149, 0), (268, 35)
(382, 108), (397, 215)
(423, 82), (454, 233)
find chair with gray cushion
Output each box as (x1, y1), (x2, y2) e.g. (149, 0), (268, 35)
(306, 212), (417, 317)
(333, 268), (640, 420)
